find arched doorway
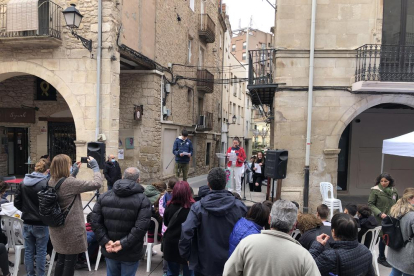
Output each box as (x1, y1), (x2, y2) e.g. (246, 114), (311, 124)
(0, 61), (84, 176)
(336, 103), (414, 197)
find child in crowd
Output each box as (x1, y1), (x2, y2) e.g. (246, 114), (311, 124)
(344, 203), (360, 227)
(357, 204), (377, 248)
(316, 204), (331, 226)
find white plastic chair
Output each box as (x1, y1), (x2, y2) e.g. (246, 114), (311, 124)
(95, 217), (160, 271)
(0, 215), (24, 276)
(47, 249), (91, 276)
(360, 226), (381, 276)
(320, 182), (343, 220)
(291, 229), (301, 240)
(144, 217), (160, 272)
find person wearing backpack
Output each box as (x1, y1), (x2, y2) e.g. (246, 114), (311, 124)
(368, 172), (398, 267)
(14, 159), (50, 276)
(48, 155), (102, 276)
(387, 188), (414, 276)
(309, 213), (375, 276)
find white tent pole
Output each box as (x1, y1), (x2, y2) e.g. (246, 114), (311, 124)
(381, 153), (384, 173)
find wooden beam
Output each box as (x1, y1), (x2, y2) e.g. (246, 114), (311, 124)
(38, 117), (74, 123)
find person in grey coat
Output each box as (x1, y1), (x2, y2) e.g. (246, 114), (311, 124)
(48, 155), (102, 276)
(387, 188), (414, 276)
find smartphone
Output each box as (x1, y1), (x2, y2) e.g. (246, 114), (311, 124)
(81, 157), (88, 163)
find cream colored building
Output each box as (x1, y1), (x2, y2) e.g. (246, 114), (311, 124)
(0, 0), (225, 185)
(253, 0), (414, 212)
(221, 10), (251, 160)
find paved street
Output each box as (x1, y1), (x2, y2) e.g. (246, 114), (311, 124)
(7, 174), (391, 275)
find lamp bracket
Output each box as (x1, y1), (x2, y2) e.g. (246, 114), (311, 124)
(71, 29), (92, 52)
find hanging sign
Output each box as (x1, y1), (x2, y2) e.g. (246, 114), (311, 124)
(0, 108), (35, 123)
(36, 78), (57, 101)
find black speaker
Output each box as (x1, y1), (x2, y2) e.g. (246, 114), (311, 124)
(87, 142), (106, 169)
(264, 150), (288, 179)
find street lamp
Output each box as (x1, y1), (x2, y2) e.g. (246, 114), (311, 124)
(253, 129), (259, 148)
(62, 4), (92, 52)
(260, 128), (269, 147)
(232, 115), (237, 124)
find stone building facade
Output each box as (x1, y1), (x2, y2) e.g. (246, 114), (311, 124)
(0, 0), (225, 185)
(269, 0), (414, 212)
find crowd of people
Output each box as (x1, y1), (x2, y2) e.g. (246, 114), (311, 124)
(0, 141), (411, 276)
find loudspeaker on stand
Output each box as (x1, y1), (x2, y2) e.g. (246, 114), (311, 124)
(264, 150), (288, 179)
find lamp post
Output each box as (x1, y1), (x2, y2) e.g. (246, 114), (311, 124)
(260, 128), (268, 147)
(62, 4), (92, 52)
(253, 129), (259, 148)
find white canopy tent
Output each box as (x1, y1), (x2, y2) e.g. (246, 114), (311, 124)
(382, 131), (414, 172)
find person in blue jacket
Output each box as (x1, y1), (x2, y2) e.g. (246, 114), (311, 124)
(228, 202), (270, 256)
(172, 130), (193, 181)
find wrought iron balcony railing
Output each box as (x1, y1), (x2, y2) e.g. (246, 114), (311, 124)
(197, 68), (214, 93)
(197, 112), (213, 131)
(0, 0), (62, 40)
(248, 49), (275, 86)
(199, 14), (215, 43)
(355, 44), (414, 82)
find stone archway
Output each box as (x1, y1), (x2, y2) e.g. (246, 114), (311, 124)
(0, 61), (86, 138)
(326, 94), (414, 149)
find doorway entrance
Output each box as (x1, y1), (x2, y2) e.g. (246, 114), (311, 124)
(7, 128), (29, 176)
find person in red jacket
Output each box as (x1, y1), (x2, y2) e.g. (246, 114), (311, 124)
(226, 137), (246, 196)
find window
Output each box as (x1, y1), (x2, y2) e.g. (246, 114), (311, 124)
(198, 46), (205, 69)
(206, 142), (211, 166)
(233, 77), (237, 96)
(187, 88), (192, 102)
(247, 97), (250, 109)
(243, 41), (246, 49)
(242, 52), (246, 60)
(188, 40), (192, 63)
(232, 44), (236, 51)
(246, 121), (249, 134)
(189, 0), (195, 11)
(241, 107), (244, 118)
(262, 43), (266, 49)
(233, 103), (236, 118)
(220, 31), (222, 49)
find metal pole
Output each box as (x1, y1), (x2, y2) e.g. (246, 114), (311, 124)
(303, 0), (317, 214)
(381, 153), (384, 173)
(95, 0), (102, 140)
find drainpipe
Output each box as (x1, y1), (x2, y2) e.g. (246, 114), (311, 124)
(304, 0), (317, 214)
(95, 0), (102, 141)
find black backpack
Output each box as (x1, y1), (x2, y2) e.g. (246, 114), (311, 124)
(382, 214), (414, 250)
(37, 178), (76, 227)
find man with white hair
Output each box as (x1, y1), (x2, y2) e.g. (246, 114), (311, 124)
(223, 200), (321, 276)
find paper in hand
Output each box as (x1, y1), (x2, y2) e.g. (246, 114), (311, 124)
(254, 163), (261, 174)
(182, 152), (191, 156)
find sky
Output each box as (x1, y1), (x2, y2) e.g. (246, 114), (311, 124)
(222, 0), (276, 34)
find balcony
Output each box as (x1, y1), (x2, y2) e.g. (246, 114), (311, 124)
(247, 49), (278, 105)
(197, 68), (214, 93)
(197, 112), (213, 131)
(0, 0), (62, 47)
(353, 44), (414, 93)
(199, 14), (215, 43)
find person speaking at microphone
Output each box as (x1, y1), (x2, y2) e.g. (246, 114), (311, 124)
(226, 137), (246, 196)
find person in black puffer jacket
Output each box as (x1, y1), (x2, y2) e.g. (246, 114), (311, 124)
(310, 213), (375, 276)
(357, 204), (378, 248)
(91, 167), (151, 276)
(14, 158), (50, 276)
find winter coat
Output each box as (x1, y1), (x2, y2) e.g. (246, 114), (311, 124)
(357, 216), (378, 248)
(179, 190), (247, 276)
(103, 160), (122, 187)
(91, 179), (152, 262)
(194, 185), (210, 201)
(309, 240), (375, 276)
(144, 185), (161, 205)
(226, 146), (246, 167)
(14, 172), (49, 226)
(368, 185), (398, 227)
(49, 172), (102, 255)
(228, 217), (262, 257)
(298, 226), (332, 251)
(223, 230), (321, 276)
(163, 203), (191, 264)
(173, 136), (193, 164)
(387, 211), (414, 274)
